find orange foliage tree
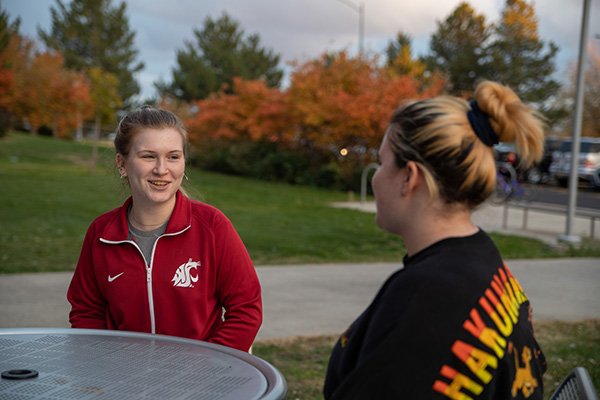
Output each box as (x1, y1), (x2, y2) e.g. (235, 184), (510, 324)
(287, 51), (445, 154)
(185, 77), (287, 144)
(3, 34), (93, 137)
(285, 51), (446, 183)
(183, 50), (446, 188)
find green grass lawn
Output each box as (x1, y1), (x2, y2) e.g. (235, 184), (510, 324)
(1, 132), (599, 273)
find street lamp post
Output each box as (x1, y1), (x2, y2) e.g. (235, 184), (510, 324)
(333, 0), (364, 56)
(559, 0), (591, 245)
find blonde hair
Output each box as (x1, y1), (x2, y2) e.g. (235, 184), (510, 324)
(386, 81), (545, 209)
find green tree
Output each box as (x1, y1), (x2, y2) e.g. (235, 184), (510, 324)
(488, 0), (560, 110)
(38, 0), (143, 107)
(0, 1), (19, 53)
(159, 12), (283, 101)
(0, 1), (20, 136)
(426, 2), (492, 96)
(385, 32), (426, 79)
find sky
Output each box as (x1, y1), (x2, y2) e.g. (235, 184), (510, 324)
(4, 0), (600, 100)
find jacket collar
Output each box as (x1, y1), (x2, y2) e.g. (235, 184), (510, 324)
(101, 191), (192, 241)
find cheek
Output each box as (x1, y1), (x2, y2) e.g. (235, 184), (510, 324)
(371, 170), (381, 195)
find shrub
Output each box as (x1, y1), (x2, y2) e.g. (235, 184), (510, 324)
(190, 138), (351, 190)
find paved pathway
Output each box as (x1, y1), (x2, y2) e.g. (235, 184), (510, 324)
(1, 258), (598, 340)
(1, 202), (598, 340)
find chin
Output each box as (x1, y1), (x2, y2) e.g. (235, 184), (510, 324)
(148, 190), (177, 203)
(374, 213), (389, 231)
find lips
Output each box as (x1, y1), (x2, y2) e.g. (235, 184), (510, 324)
(149, 181), (168, 187)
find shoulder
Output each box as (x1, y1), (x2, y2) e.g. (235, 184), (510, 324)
(88, 204), (125, 232)
(183, 198), (236, 235)
(188, 199), (229, 222)
(84, 199), (130, 240)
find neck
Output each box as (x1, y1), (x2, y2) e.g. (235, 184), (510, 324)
(402, 207), (478, 257)
(129, 198), (176, 231)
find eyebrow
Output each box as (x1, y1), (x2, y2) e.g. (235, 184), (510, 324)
(137, 149), (183, 154)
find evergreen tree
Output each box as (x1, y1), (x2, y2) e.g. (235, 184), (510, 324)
(426, 2), (492, 96)
(0, 1), (19, 53)
(488, 0), (560, 110)
(385, 32), (426, 79)
(160, 12), (283, 101)
(38, 0), (143, 107)
(0, 1), (20, 137)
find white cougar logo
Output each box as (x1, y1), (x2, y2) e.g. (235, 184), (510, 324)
(172, 259), (200, 288)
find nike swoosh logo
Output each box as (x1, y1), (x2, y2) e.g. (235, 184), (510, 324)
(108, 272), (124, 282)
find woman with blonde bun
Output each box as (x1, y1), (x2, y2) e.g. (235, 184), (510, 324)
(324, 81), (547, 399)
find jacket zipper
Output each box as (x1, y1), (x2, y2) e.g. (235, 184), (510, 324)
(101, 225), (191, 334)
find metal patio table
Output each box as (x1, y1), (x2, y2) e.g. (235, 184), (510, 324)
(0, 328), (286, 399)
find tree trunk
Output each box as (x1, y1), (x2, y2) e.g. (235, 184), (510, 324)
(90, 112), (101, 175)
(75, 111), (83, 141)
(52, 115), (59, 138)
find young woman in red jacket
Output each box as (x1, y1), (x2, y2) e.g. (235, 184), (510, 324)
(67, 106), (262, 352)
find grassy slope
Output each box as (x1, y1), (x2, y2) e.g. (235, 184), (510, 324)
(1, 132), (599, 273)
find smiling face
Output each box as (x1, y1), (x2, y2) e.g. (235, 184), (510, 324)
(117, 127), (186, 210)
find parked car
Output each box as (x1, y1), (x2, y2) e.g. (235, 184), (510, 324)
(549, 137), (600, 188)
(494, 137), (563, 184)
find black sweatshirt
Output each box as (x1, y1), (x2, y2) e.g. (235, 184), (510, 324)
(324, 229), (546, 399)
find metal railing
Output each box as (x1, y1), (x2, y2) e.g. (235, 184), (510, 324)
(499, 201), (599, 239)
(361, 163), (379, 204)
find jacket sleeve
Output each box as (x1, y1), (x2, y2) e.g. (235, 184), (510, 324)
(67, 223), (109, 329)
(207, 216), (262, 352)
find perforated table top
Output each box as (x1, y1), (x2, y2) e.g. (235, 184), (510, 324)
(0, 328), (286, 399)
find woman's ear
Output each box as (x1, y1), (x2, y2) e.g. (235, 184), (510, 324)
(400, 161), (421, 196)
(116, 154), (126, 175)
(116, 154), (124, 167)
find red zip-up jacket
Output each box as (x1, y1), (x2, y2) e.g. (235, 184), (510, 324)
(67, 192), (262, 352)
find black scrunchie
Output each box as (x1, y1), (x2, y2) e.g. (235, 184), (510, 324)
(467, 100), (498, 147)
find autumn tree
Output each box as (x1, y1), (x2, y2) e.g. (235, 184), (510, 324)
(288, 51), (444, 154)
(47, 61), (93, 137)
(426, 2), (492, 96)
(4, 34), (92, 138)
(488, 0), (560, 109)
(180, 51), (447, 189)
(159, 12), (283, 101)
(286, 51), (446, 186)
(560, 44), (600, 138)
(186, 77), (286, 143)
(39, 0), (143, 107)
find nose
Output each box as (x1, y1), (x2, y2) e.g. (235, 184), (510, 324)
(153, 159), (168, 175)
